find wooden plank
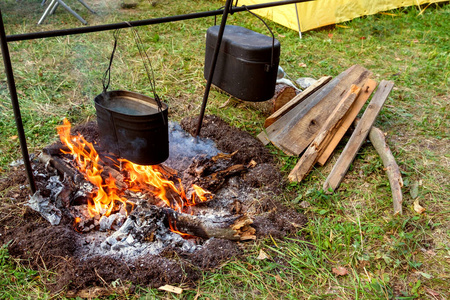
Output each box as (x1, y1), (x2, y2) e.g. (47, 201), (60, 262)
(264, 76), (332, 127)
(317, 79), (378, 166)
(257, 130), (270, 146)
(264, 68), (354, 146)
(266, 65), (372, 156)
(322, 80), (395, 192)
(288, 85), (361, 182)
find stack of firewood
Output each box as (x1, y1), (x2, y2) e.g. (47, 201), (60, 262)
(258, 65), (402, 215)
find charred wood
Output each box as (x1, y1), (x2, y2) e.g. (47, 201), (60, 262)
(165, 207), (255, 241)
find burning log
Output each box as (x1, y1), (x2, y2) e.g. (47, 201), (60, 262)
(122, 200), (255, 241)
(39, 152), (85, 184)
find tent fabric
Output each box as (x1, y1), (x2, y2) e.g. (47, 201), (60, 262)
(238, 0), (447, 32)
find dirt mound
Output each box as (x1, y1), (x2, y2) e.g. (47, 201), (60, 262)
(0, 115), (306, 294)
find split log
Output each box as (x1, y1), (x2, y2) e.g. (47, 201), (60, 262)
(317, 79), (378, 166)
(241, 84), (296, 116)
(369, 126), (403, 215)
(264, 65), (372, 156)
(264, 76), (333, 128)
(166, 208), (255, 241)
(272, 84), (297, 112)
(323, 80), (395, 193)
(288, 85), (361, 182)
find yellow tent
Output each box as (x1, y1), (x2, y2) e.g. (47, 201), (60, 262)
(238, 0), (447, 32)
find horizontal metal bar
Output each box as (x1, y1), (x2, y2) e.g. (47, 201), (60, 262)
(6, 0), (313, 42)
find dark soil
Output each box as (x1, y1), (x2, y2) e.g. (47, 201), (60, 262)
(0, 115), (306, 294)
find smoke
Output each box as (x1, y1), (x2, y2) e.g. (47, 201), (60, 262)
(165, 122), (220, 171)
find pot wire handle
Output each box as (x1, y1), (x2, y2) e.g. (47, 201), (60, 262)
(242, 5), (275, 70)
(126, 22), (164, 112)
(102, 29), (120, 94)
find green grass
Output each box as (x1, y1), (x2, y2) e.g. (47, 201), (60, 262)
(1, 0), (449, 299)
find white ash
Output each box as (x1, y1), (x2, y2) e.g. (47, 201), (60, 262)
(77, 204), (200, 260)
(99, 213), (127, 232)
(26, 191), (62, 225)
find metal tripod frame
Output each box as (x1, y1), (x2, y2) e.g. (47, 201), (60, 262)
(0, 0), (314, 194)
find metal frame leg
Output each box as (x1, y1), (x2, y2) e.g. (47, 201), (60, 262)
(38, 0), (58, 24)
(50, 2), (59, 15)
(55, 0), (88, 25)
(77, 0), (96, 14)
(38, 0), (96, 25)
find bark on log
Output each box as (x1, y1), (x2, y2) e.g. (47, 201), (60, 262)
(369, 126), (403, 215)
(165, 207), (256, 241)
(240, 84), (296, 116)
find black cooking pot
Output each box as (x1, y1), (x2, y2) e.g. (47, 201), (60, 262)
(94, 90), (169, 165)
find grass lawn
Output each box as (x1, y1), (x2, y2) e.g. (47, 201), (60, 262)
(0, 0), (449, 299)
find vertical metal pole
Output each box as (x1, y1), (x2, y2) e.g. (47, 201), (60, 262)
(295, 3), (302, 39)
(195, 0), (233, 137)
(0, 10), (37, 193)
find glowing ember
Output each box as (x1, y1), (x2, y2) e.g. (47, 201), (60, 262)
(56, 118), (212, 219)
(168, 217), (195, 239)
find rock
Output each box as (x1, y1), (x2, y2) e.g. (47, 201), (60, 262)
(295, 77), (317, 89)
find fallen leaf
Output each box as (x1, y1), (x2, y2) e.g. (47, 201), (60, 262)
(332, 266), (348, 276)
(158, 285), (183, 294)
(275, 274), (282, 283)
(9, 135), (18, 140)
(298, 62), (307, 68)
(257, 249), (271, 260)
(413, 199), (426, 214)
(328, 33), (333, 38)
(415, 271), (433, 279)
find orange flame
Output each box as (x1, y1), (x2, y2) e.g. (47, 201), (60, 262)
(168, 217), (195, 239)
(57, 119), (128, 217)
(121, 160), (213, 210)
(56, 119), (212, 220)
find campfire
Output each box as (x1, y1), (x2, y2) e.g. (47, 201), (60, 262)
(27, 117), (268, 261)
(3, 115), (306, 292)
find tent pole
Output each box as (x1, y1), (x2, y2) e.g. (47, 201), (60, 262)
(295, 3), (302, 39)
